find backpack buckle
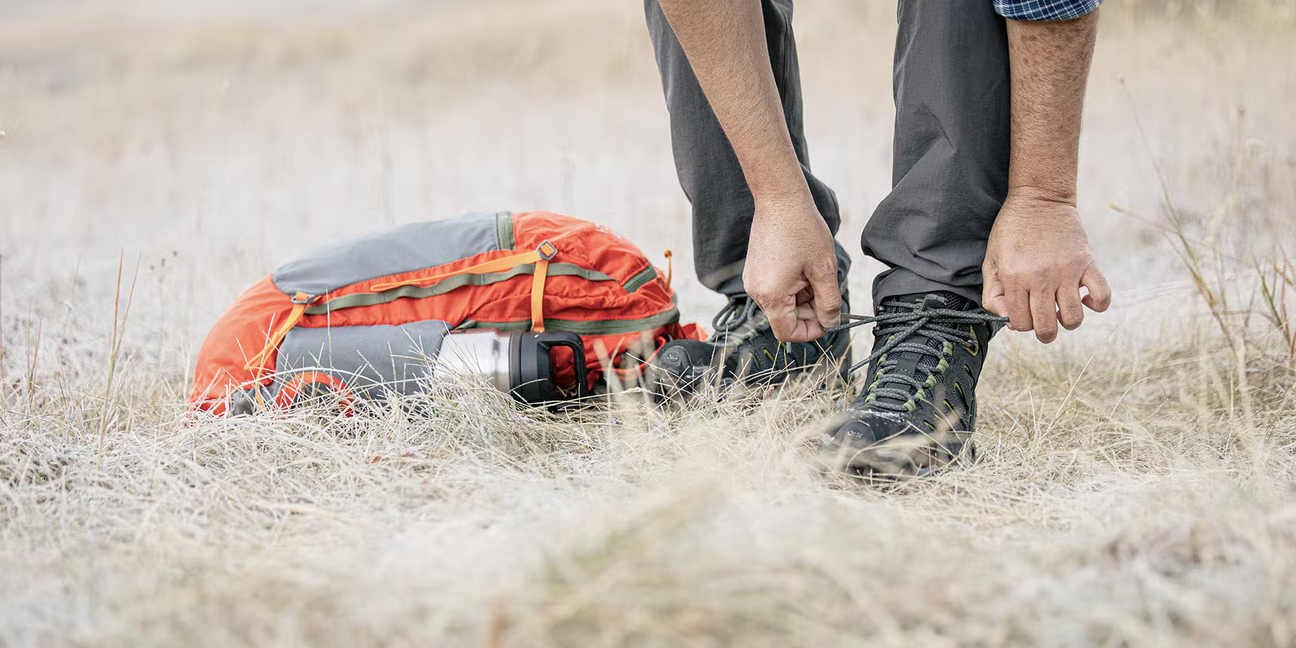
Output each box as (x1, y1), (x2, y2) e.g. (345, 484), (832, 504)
(536, 240), (558, 261)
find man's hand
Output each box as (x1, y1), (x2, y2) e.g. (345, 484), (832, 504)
(987, 10), (1106, 342)
(655, 0), (841, 342)
(743, 193), (841, 342)
(982, 188), (1111, 342)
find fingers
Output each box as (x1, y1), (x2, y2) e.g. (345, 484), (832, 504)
(761, 293), (802, 343)
(1029, 289), (1059, 343)
(783, 305), (824, 341)
(992, 254), (1108, 342)
(1005, 284), (1034, 334)
(757, 286), (824, 343)
(1080, 264), (1112, 312)
(749, 264), (837, 343)
(806, 260), (842, 330)
(1057, 284), (1084, 330)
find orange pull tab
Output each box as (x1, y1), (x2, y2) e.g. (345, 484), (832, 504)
(663, 249), (673, 291)
(531, 259), (549, 332)
(530, 240), (557, 332)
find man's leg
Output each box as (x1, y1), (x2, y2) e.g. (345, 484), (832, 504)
(863, 0), (1011, 307)
(644, 0), (850, 297)
(819, 0), (1011, 476)
(642, 0), (852, 395)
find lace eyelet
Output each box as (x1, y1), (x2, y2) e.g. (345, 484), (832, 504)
(963, 326), (981, 356)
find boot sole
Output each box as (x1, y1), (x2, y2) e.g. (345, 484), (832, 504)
(817, 429), (973, 478)
(648, 345), (853, 402)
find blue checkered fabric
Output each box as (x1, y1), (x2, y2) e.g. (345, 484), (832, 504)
(995, 0), (1103, 21)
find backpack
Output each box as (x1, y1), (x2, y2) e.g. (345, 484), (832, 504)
(189, 211), (705, 415)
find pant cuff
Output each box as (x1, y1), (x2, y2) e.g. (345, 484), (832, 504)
(871, 267), (982, 310)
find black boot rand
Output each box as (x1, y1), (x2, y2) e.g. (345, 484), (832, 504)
(818, 292), (1007, 478)
(645, 295), (853, 400)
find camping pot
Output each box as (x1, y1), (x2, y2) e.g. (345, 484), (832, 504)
(431, 330), (589, 404)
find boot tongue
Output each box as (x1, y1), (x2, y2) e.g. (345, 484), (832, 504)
(917, 291), (974, 311)
(874, 293), (959, 407)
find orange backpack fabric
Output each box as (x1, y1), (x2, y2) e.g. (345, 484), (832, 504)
(189, 211), (704, 415)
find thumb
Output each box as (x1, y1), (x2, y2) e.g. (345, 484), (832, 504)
(1080, 263), (1112, 312)
(982, 258), (1009, 317)
(808, 261), (842, 330)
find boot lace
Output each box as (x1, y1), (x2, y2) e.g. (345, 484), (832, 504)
(708, 296), (798, 372)
(825, 298), (1008, 413)
(710, 296), (764, 345)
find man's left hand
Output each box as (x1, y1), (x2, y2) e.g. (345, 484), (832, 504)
(982, 187), (1111, 343)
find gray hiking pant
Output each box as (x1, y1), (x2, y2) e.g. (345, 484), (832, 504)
(644, 0), (1011, 309)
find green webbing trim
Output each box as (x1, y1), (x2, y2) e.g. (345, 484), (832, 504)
(495, 212), (515, 250)
(458, 306), (682, 336)
(623, 264), (658, 293)
(304, 262), (614, 314)
(552, 264), (616, 283)
(456, 319), (530, 332)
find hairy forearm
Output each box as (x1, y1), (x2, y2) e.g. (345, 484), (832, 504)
(1005, 9), (1100, 204)
(656, 0), (810, 204)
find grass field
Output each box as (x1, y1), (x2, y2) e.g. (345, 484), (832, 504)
(2, 1), (1295, 645)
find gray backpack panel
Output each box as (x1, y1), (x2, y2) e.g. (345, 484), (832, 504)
(272, 211), (507, 297)
(273, 320), (451, 398)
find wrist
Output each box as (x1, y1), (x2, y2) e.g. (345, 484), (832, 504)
(751, 184), (815, 218)
(746, 155), (814, 208)
(1007, 183), (1078, 207)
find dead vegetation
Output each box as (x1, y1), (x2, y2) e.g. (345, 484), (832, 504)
(1, 0), (1294, 646)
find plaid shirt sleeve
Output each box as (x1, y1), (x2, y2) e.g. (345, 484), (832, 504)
(994, 0), (1103, 21)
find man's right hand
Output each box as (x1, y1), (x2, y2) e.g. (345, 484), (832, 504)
(743, 192), (842, 343)
(654, 0), (842, 339)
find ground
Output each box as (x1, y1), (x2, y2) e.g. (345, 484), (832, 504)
(1, 0), (1294, 646)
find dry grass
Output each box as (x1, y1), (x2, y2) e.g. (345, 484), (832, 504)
(2, 0), (1295, 646)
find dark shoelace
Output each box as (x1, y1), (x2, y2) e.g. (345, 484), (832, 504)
(712, 296), (759, 332)
(710, 296), (769, 348)
(824, 300), (1009, 412)
(710, 296), (794, 372)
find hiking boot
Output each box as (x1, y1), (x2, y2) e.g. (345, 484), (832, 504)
(646, 294), (852, 399)
(817, 292), (1005, 478)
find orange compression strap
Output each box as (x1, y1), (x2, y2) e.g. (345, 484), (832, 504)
(530, 240), (557, 332)
(370, 240), (558, 332)
(371, 249), (548, 291)
(244, 292), (313, 372)
(531, 259), (549, 332)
